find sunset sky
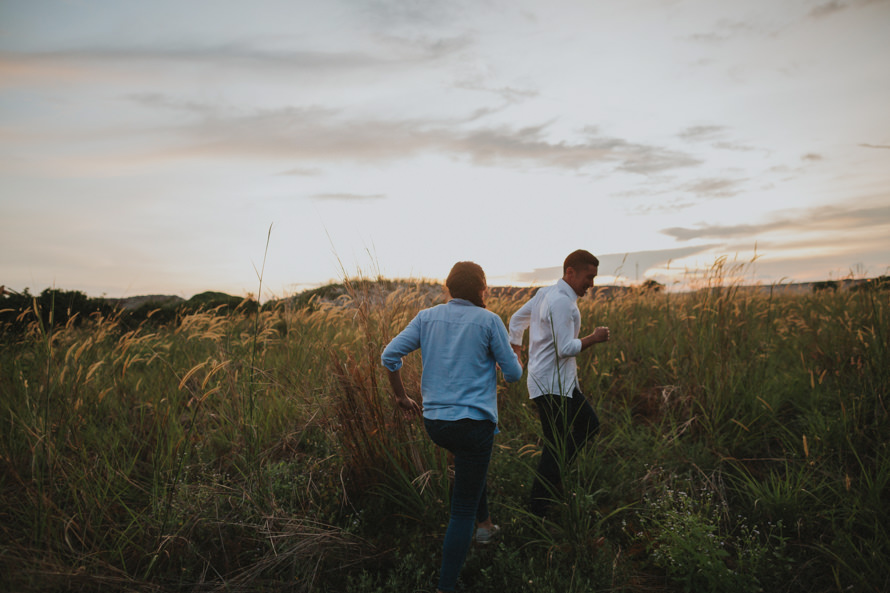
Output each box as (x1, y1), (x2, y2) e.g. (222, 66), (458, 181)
(2, 0), (888, 299)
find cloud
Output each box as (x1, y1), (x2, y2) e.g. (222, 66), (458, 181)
(0, 34), (470, 87)
(678, 125), (727, 141)
(809, 1), (849, 18)
(713, 141), (758, 152)
(2, 45), (386, 74)
(512, 245), (720, 283)
(627, 197), (700, 215)
(661, 202), (890, 241)
(615, 144), (701, 174)
(127, 92), (219, 116)
(310, 192), (386, 201)
(279, 167), (322, 176)
(860, 143), (890, 150)
(686, 19), (762, 44)
(814, 203), (890, 229)
(618, 175), (748, 205)
(454, 76), (540, 120)
(662, 222), (774, 241)
(3, 42), (701, 177)
(378, 33), (474, 60)
(680, 177), (747, 198)
(100, 99), (703, 175)
(723, 233), (890, 282)
(454, 124), (701, 173)
(808, 0), (886, 19)
(345, 0), (470, 27)
(802, 153), (823, 161)
(0, 45), (407, 91)
(598, 246), (724, 277)
(678, 125), (759, 152)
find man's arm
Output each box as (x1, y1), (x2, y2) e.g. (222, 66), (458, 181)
(507, 293), (535, 347)
(508, 291), (538, 359)
(579, 326), (610, 351)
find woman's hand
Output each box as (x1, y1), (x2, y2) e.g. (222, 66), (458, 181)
(387, 368), (422, 417)
(395, 394), (422, 417)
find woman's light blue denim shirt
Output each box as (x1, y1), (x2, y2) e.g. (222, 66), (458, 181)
(381, 298), (523, 426)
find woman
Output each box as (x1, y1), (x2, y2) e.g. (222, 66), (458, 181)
(381, 261), (523, 593)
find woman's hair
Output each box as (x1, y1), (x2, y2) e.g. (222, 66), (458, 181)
(446, 261), (487, 308)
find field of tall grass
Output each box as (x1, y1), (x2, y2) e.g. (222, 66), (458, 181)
(1, 263), (887, 592)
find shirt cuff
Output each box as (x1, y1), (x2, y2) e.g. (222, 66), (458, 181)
(381, 357), (403, 372)
(566, 338), (583, 357)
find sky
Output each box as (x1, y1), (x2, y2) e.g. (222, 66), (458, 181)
(1, 0), (888, 299)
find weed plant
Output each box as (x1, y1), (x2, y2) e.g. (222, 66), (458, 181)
(0, 262), (887, 592)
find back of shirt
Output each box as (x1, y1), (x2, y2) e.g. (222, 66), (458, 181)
(382, 299), (522, 424)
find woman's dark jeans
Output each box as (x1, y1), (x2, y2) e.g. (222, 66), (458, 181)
(424, 418), (494, 592)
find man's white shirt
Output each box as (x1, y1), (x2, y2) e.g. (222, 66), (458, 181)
(508, 279), (583, 399)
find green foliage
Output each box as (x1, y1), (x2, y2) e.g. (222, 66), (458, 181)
(812, 280), (840, 292)
(639, 482), (789, 593)
(0, 288), (118, 334)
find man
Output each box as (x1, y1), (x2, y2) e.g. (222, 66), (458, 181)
(508, 249), (610, 518)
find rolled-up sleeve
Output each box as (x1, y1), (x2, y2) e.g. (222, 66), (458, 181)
(381, 314), (422, 371)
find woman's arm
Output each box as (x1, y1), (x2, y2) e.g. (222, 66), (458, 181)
(381, 314), (422, 371)
(386, 368), (422, 416)
(381, 314), (423, 416)
(492, 318), (523, 382)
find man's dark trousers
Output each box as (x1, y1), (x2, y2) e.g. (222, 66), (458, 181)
(530, 387), (600, 517)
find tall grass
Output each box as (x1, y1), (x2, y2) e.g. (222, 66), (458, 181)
(1, 263), (887, 592)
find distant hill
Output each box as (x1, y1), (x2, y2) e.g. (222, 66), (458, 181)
(753, 278), (884, 294)
(103, 292), (249, 311)
(116, 276), (885, 309)
(106, 294), (186, 310)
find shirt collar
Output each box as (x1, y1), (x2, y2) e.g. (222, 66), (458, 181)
(448, 298), (475, 306)
(557, 278), (579, 301)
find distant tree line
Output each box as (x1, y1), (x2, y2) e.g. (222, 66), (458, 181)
(812, 276), (890, 292)
(849, 275), (889, 291)
(0, 288), (258, 335)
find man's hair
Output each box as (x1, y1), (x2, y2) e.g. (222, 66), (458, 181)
(563, 249), (600, 274)
(446, 261), (486, 308)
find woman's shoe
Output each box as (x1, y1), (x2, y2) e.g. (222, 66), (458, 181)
(474, 524), (501, 544)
